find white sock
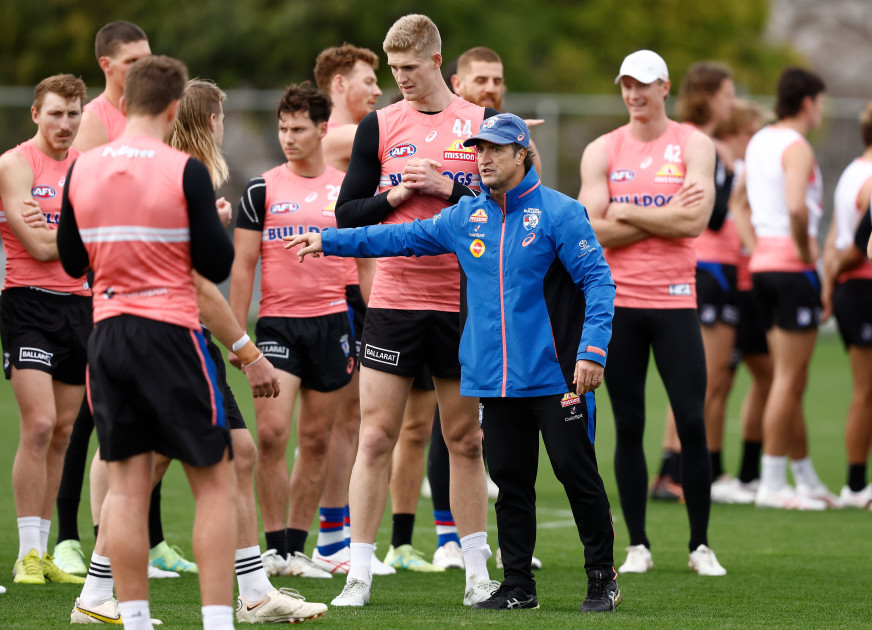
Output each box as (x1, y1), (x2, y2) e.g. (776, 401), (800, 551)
(40, 518), (51, 555)
(460, 532), (491, 589)
(235, 546), (273, 601)
(17, 516), (41, 560)
(761, 455), (788, 492)
(80, 552), (114, 607)
(347, 542), (374, 584)
(201, 604), (234, 630)
(118, 600), (152, 630)
(790, 457), (821, 487)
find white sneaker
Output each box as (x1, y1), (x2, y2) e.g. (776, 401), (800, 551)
(0, 585), (5, 594)
(688, 545), (726, 576)
(495, 547), (543, 570)
(236, 587), (327, 623)
(485, 473), (500, 499)
(282, 551), (333, 578)
(433, 541), (464, 569)
(755, 486), (826, 510)
(148, 565), (180, 579)
(260, 549), (289, 577)
(618, 545), (653, 574)
(796, 482), (839, 508)
(371, 546), (396, 576)
(331, 577), (370, 607)
(711, 476), (755, 504)
(838, 484), (872, 509)
(312, 546), (351, 575)
(421, 477), (432, 499)
(71, 597), (163, 624)
(463, 579), (500, 606)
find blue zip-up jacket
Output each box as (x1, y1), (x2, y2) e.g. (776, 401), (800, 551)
(320, 166), (616, 398)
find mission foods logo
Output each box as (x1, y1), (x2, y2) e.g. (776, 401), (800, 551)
(470, 239), (485, 258)
(469, 209), (488, 223)
(443, 139), (476, 162)
(560, 392), (581, 407)
(653, 164), (684, 184)
(389, 143), (417, 159)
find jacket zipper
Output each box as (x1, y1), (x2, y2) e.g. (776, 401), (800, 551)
(499, 203), (507, 397)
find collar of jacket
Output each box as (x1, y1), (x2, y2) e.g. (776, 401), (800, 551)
(479, 165), (542, 213)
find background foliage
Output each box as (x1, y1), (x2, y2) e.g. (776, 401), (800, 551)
(1, 0), (797, 94)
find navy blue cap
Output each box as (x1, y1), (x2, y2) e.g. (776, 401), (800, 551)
(463, 113), (530, 149)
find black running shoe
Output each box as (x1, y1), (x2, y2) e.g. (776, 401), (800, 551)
(579, 568), (621, 612)
(472, 583), (539, 610)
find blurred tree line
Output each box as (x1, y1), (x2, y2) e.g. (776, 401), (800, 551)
(1, 0), (797, 94)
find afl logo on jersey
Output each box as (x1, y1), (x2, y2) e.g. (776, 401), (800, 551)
(31, 186), (56, 199)
(389, 143), (417, 159)
(270, 202), (299, 214)
(609, 169), (635, 183)
(470, 239), (485, 258)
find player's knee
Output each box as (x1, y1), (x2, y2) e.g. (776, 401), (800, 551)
(357, 425), (396, 463)
(232, 432), (257, 479)
(20, 415), (56, 452)
(256, 423), (289, 453)
(297, 425), (331, 460)
(444, 429), (482, 461)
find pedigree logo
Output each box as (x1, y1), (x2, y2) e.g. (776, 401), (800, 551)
(470, 239), (485, 258)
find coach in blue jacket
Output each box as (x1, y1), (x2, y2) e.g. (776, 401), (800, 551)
(285, 113), (620, 613)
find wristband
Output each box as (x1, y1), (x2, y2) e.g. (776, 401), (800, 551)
(242, 352), (264, 368)
(231, 332), (250, 352)
(236, 340), (261, 366)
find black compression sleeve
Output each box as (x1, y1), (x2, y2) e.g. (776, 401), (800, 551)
(236, 177), (267, 231)
(708, 155), (733, 232)
(57, 164), (90, 278)
(854, 207), (872, 257)
(335, 112), (394, 228)
(184, 158), (234, 283)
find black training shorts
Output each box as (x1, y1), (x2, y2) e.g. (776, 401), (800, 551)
(88, 315), (231, 465)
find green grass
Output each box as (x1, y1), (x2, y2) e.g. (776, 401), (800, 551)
(1, 332), (869, 628)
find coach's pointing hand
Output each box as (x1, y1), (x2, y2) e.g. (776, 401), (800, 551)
(283, 232), (323, 261)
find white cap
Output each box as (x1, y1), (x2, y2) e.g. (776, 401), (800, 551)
(615, 50), (669, 84)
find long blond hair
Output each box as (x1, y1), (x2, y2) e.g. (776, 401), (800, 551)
(170, 79), (229, 188)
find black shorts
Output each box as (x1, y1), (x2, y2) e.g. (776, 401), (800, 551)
(751, 271), (822, 332)
(255, 312), (353, 392)
(88, 315), (231, 466)
(203, 328), (246, 430)
(359, 308), (461, 379)
(696, 262), (739, 327)
(735, 290), (769, 356)
(833, 279), (872, 349)
(346, 284), (366, 361)
(0, 287), (92, 384)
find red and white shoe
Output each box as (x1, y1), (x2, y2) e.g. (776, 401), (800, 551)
(755, 486), (826, 510)
(311, 547), (351, 575)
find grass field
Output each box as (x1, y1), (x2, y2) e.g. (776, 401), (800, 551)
(0, 330), (869, 628)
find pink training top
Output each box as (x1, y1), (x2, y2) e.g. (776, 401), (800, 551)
(325, 119), (362, 287)
(371, 97), (486, 311)
(746, 126), (822, 273)
(83, 94), (126, 142)
(68, 136), (200, 328)
(259, 164), (349, 318)
(0, 140), (90, 294)
(604, 120), (698, 308)
(833, 157), (872, 283)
